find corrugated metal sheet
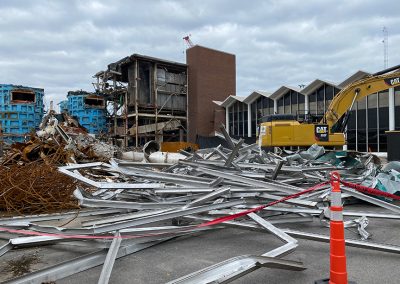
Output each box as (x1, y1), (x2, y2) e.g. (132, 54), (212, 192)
(157, 93), (186, 111)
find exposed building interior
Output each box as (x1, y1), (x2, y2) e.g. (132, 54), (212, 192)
(11, 89), (36, 103)
(94, 54), (188, 147)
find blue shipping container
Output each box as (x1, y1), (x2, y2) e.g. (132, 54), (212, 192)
(0, 84), (44, 143)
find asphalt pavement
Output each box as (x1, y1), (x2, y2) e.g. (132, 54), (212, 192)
(1, 203), (400, 284)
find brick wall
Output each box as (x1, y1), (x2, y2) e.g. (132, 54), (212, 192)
(186, 46), (236, 142)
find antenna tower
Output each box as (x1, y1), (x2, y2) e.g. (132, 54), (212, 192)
(383, 27), (388, 68)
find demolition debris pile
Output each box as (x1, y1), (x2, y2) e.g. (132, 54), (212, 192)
(1, 112), (117, 166)
(1, 128), (400, 283)
(0, 112), (116, 215)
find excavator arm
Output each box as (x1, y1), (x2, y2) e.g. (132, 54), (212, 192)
(324, 67), (400, 131)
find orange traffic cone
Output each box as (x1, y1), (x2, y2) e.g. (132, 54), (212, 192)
(315, 172), (356, 284)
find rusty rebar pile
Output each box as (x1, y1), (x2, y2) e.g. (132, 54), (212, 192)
(0, 162), (79, 216)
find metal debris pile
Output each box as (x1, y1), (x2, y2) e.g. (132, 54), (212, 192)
(1, 129), (400, 283)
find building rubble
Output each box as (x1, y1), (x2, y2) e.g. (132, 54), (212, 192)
(1, 128), (400, 283)
(1, 111), (118, 166)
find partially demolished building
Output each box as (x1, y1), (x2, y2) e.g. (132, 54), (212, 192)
(94, 54), (189, 147)
(93, 46), (235, 147)
(66, 90), (108, 135)
(0, 84), (44, 143)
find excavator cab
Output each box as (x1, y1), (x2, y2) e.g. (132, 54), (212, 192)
(257, 114), (345, 148)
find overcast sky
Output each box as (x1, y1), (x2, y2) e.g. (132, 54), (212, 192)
(1, 0), (400, 108)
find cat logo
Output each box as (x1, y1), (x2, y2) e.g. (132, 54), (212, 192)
(384, 77), (400, 86)
(315, 124), (329, 141)
(316, 126), (328, 134)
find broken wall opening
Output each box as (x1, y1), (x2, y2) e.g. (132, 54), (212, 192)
(11, 90), (35, 103)
(84, 96), (105, 108)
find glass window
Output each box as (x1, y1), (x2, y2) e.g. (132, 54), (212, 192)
(238, 103), (243, 127)
(278, 97), (284, 114)
(394, 87), (400, 129)
(367, 94), (378, 152)
(357, 104), (366, 129)
(395, 87), (400, 106)
(235, 102), (240, 135)
(325, 99), (332, 112)
(357, 129), (367, 152)
(257, 109), (262, 121)
(367, 128), (378, 152)
(256, 97), (263, 119)
(251, 102), (256, 120)
(229, 108), (234, 134)
(379, 129), (387, 152)
(379, 105), (389, 129)
(317, 86), (324, 115)
(291, 91), (298, 104)
(379, 91), (389, 130)
(262, 96), (271, 116)
(356, 99), (367, 152)
(251, 102), (257, 136)
(239, 102), (244, 137)
(396, 106), (400, 131)
(379, 90), (389, 108)
(292, 100), (298, 115)
(368, 92), (378, 108)
(233, 103), (237, 120)
(347, 127), (357, 151)
(284, 93), (290, 114)
(325, 85), (334, 113)
(255, 98), (261, 115)
(309, 93), (317, 115)
(325, 85), (334, 101)
(357, 96), (367, 110)
(259, 97), (265, 116)
(269, 98), (274, 115)
(334, 87), (340, 96)
(244, 105), (248, 137)
(298, 93), (305, 114)
(347, 110), (357, 130)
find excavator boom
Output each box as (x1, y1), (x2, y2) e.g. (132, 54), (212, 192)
(324, 70), (400, 130)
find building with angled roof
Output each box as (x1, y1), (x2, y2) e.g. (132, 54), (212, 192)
(217, 69), (400, 152)
(299, 79), (341, 122)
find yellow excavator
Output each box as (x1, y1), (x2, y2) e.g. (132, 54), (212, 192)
(258, 65), (400, 148)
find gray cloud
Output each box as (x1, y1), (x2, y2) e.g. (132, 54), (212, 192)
(1, 0), (400, 108)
